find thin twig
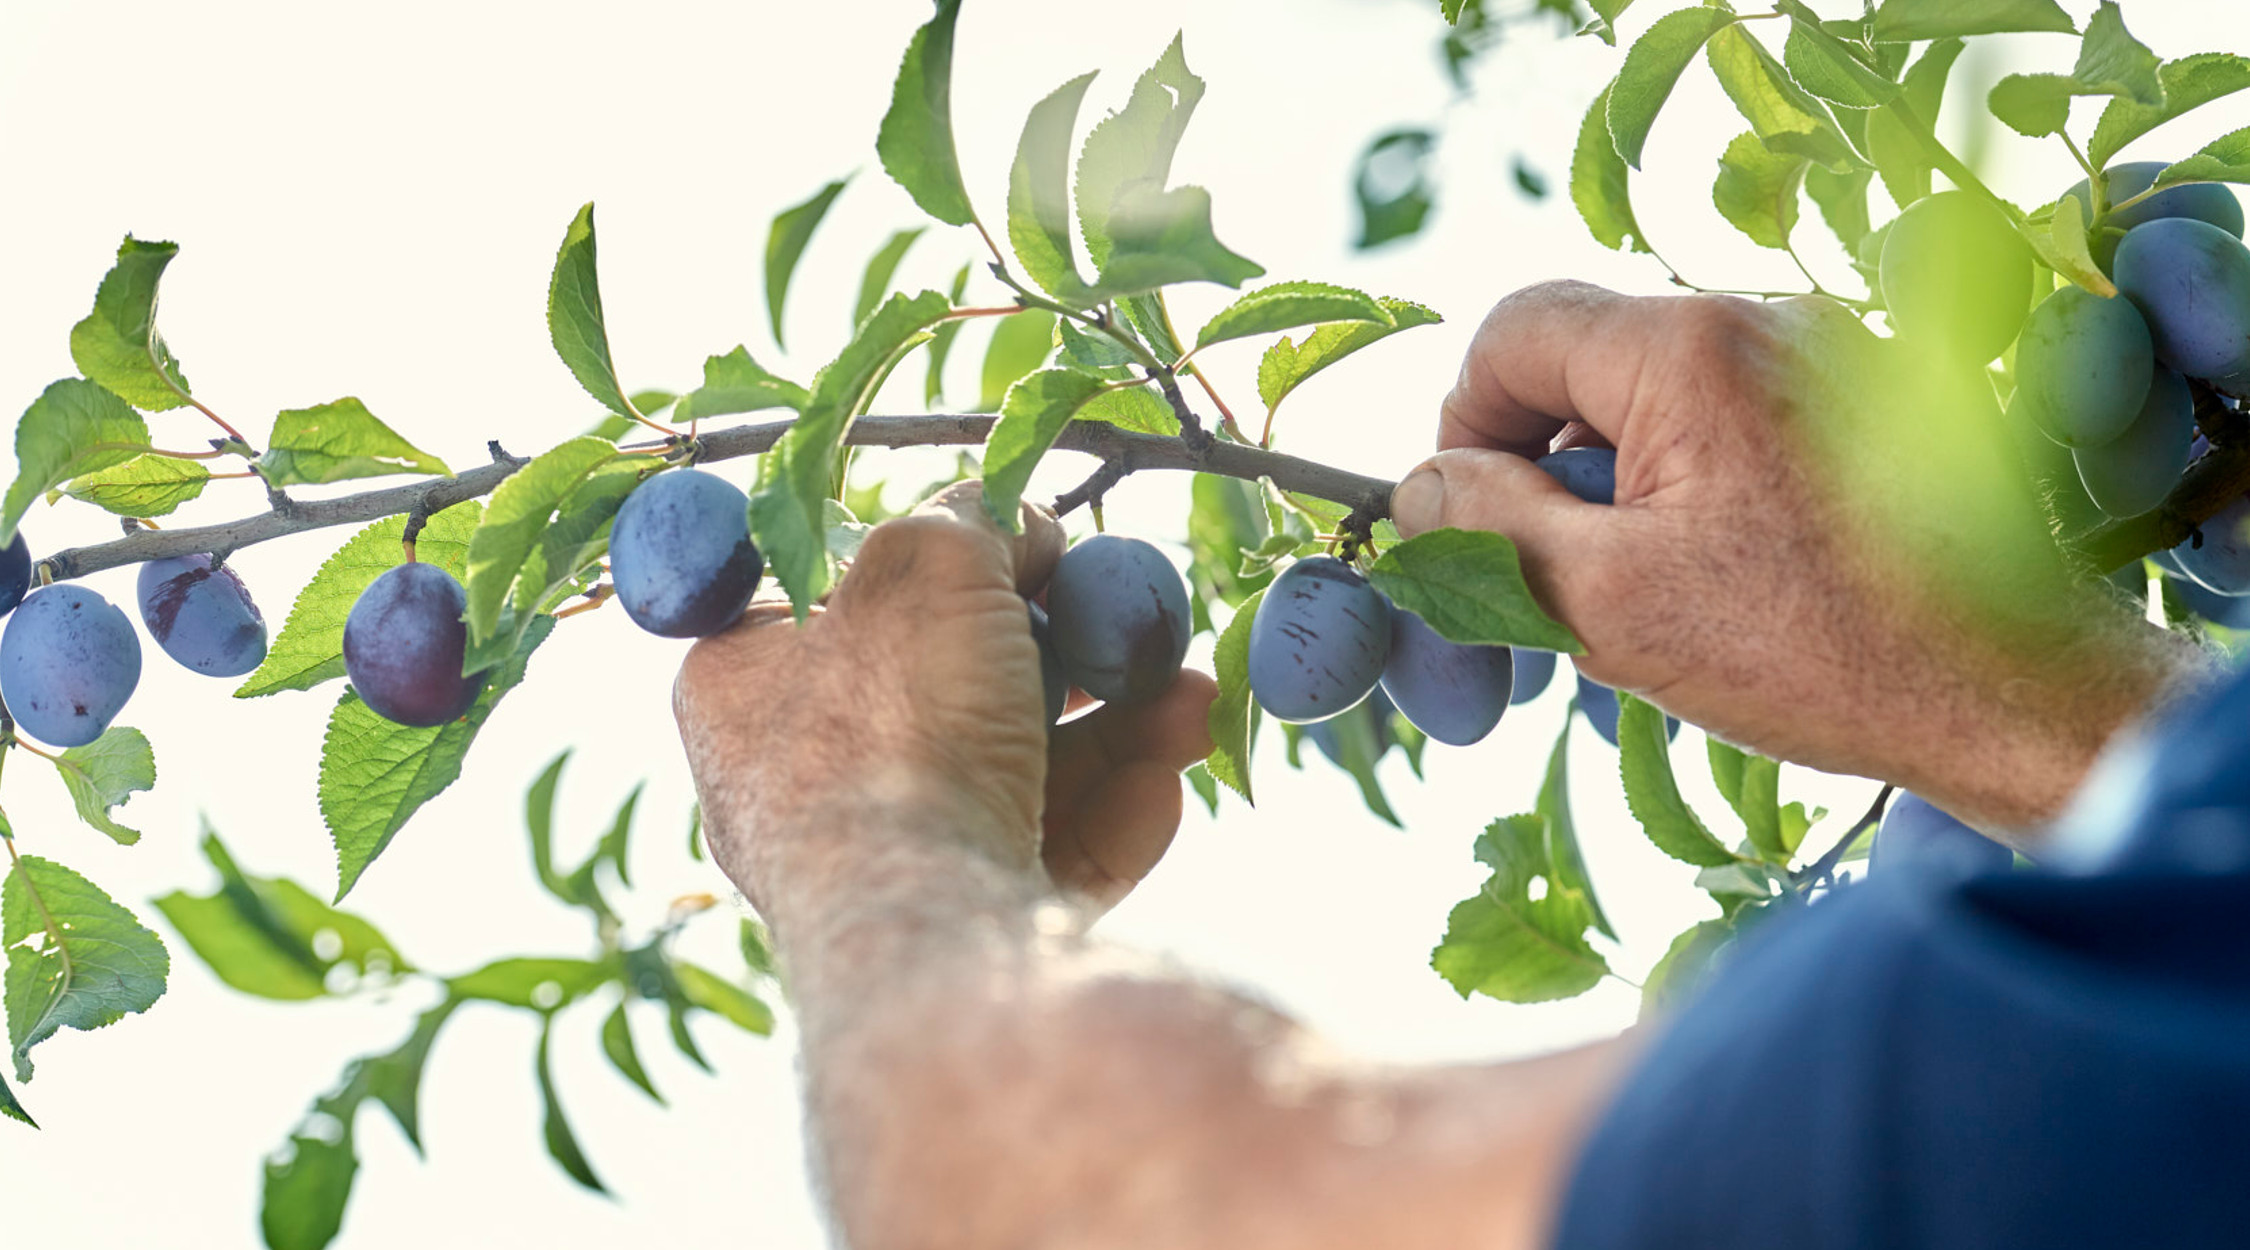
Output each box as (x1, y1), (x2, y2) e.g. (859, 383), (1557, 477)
(1792, 783), (1893, 892)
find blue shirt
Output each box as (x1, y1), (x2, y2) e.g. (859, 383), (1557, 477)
(1554, 665), (2250, 1249)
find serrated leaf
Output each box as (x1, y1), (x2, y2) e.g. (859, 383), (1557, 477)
(1707, 738), (1748, 811)
(1084, 184), (1263, 301)
(256, 397), (449, 488)
(1608, 8), (1736, 170)
(853, 227), (928, 328)
(977, 309), (1059, 412)
(2027, 193), (2118, 297)
(1641, 919), (1733, 1018)
(1257, 297), (1440, 418)
(1079, 385), (1176, 435)
(1780, 12), (1898, 110)
(322, 616), (553, 899)
(234, 504), (480, 698)
(1195, 281), (1388, 350)
(67, 237), (192, 412)
(463, 436), (623, 644)
(3, 379), (150, 545)
(1009, 71), (1099, 299)
(2073, 2), (2164, 106)
(1573, 83), (1651, 253)
(2155, 126), (2250, 189)
(1714, 132), (1808, 250)
(51, 727), (154, 845)
(600, 998), (663, 1104)
(3, 855), (168, 1081)
(1183, 762), (1219, 815)
(536, 1014), (608, 1194)
(1298, 700), (1402, 827)
(1205, 587), (1264, 803)
(1431, 814), (1608, 1004)
(1865, 37), (1964, 210)
(674, 962), (774, 1035)
(981, 369), (1109, 529)
(1076, 34), (1205, 271)
(1988, 74), (2090, 138)
(1805, 164), (1875, 255)
(54, 453), (208, 517)
(2091, 54), (2250, 169)
(648, 343), (808, 426)
(877, 0), (975, 227)
(1366, 529), (1581, 652)
(766, 177), (850, 350)
(1705, 26), (1857, 173)
(1352, 129), (1437, 250)
(0, 1071), (31, 1126)
(1735, 752), (1786, 862)
(1871, 0), (2073, 41)
(1616, 692), (1737, 868)
(751, 290), (954, 616)
(1537, 714), (1613, 940)
(547, 203), (637, 420)
(156, 827), (407, 1002)
(504, 457), (645, 646)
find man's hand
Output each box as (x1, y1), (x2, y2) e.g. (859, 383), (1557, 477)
(1392, 282), (2206, 832)
(673, 482), (1214, 935)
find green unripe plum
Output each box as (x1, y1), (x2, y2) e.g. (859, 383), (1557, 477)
(1880, 191), (2035, 364)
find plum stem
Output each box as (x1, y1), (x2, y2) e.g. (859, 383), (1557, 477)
(2078, 385), (2250, 572)
(1791, 783), (1894, 892)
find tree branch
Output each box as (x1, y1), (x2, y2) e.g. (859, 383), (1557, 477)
(37, 415), (1399, 582)
(2074, 386), (2250, 573)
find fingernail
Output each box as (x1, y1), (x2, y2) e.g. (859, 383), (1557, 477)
(1391, 468), (1445, 537)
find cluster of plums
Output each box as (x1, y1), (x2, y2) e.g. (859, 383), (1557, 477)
(0, 528), (270, 748)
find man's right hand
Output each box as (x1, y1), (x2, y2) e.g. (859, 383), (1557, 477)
(1391, 281), (2207, 833)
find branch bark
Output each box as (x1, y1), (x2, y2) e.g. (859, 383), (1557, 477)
(36, 415), (1400, 582)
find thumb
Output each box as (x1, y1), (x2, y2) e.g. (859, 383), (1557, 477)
(831, 480), (1065, 617)
(1389, 447), (1622, 637)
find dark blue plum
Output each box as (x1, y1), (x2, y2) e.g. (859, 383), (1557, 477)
(1247, 555), (1391, 723)
(1879, 190), (2035, 364)
(1574, 668), (1677, 748)
(2013, 286), (2155, 447)
(1303, 688), (1395, 766)
(2073, 368), (2195, 518)
(1045, 534), (1190, 704)
(1874, 792), (2015, 876)
(0, 584), (142, 748)
(342, 563), (486, 728)
(1536, 447), (1617, 505)
(2115, 217), (2250, 380)
(0, 531), (29, 618)
(608, 468), (763, 638)
(2173, 493), (2250, 595)
(1509, 647), (1557, 706)
(2071, 161), (2245, 238)
(1378, 604), (1511, 746)
(1027, 601), (1067, 726)
(136, 554), (268, 677)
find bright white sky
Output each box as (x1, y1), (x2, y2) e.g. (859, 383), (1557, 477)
(1, 1), (2244, 1246)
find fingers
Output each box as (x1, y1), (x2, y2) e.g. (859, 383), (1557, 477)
(1043, 761), (1185, 913)
(1042, 670), (1217, 910)
(831, 481), (1065, 618)
(1438, 281), (1655, 457)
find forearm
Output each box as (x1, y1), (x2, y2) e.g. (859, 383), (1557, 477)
(735, 811), (1628, 1250)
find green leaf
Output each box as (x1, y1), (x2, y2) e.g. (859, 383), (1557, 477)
(751, 290), (954, 616)
(980, 368), (1108, 529)
(1780, 12), (1898, 110)
(1641, 919), (1733, 1018)
(1713, 132), (1808, 250)
(256, 398), (449, 488)
(1352, 129), (1438, 250)
(562, 781), (641, 905)
(1294, 701), (1403, 827)
(1365, 529), (1581, 652)
(621, 943), (712, 1072)
(601, 998), (663, 1104)
(449, 957), (613, 1010)
(1573, 82), (1651, 253)
(524, 750), (580, 906)
(1537, 714), (1614, 940)
(2154, 126), (2250, 189)
(362, 999), (454, 1153)
(2073, 2), (2164, 106)
(739, 917), (777, 981)
(1085, 184), (1263, 301)
(52, 454), (207, 518)
(976, 309), (1059, 412)
(2027, 193), (2118, 297)
(321, 616), (554, 899)
(1183, 762), (1219, 815)
(1865, 38), (1964, 209)
(1607, 8), (1736, 170)
(1079, 385), (1177, 435)
(1205, 587), (1265, 803)
(1871, 0), (2074, 41)
(3, 855), (168, 1081)
(547, 203), (637, 420)
(1187, 473), (1272, 611)
(536, 1014), (608, 1194)
(877, 0), (975, 227)
(1009, 71), (1099, 299)
(925, 263), (974, 405)
(1735, 753), (1786, 863)
(1616, 692), (1737, 868)
(51, 727), (154, 845)
(1431, 814), (1608, 1004)
(1257, 297), (1441, 419)
(674, 962), (774, 1036)
(853, 227), (928, 328)
(2, 379), (150, 545)
(1705, 25), (1857, 173)
(766, 177), (850, 350)
(67, 237), (192, 412)
(1987, 75), (2086, 139)
(0, 1071), (31, 1127)
(1707, 738), (1748, 811)
(1780, 800), (1819, 856)
(1805, 164), (1875, 255)
(234, 504), (480, 698)
(261, 1078), (362, 1250)
(1076, 34), (1206, 272)
(156, 828), (407, 1002)
(1195, 282), (1388, 351)
(498, 457), (646, 658)
(462, 436), (624, 645)
(2091, 53), (2250, 169)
